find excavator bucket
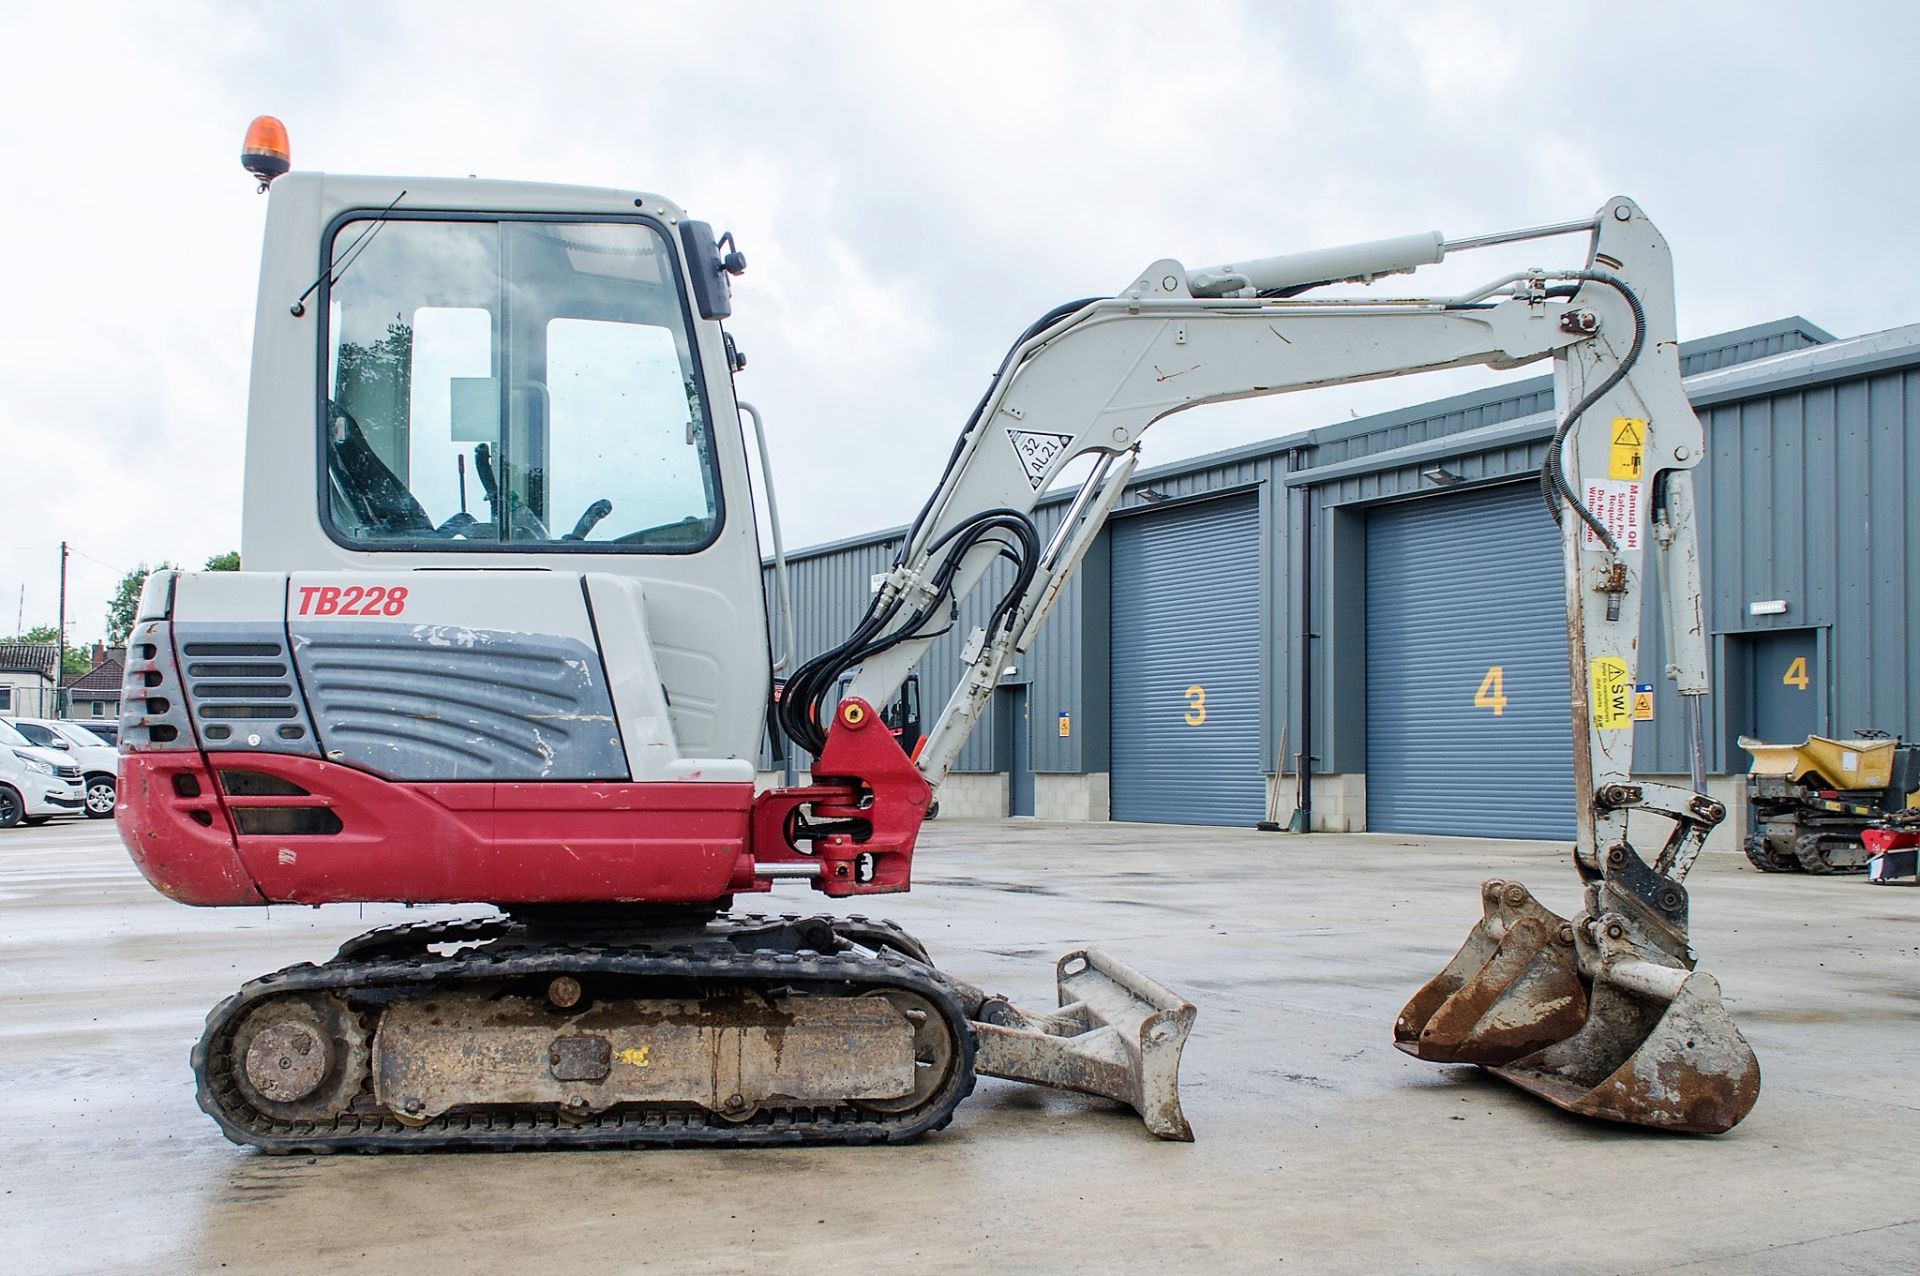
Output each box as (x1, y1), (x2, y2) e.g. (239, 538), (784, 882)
(1399, 882), (1761, 1134)
(1394, 880), (1588, 1066)
(957, 949), (1196, 1141)
(1492, 920), (1761, 1134)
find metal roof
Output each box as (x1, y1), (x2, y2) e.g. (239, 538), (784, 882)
(1283, 321), (1920, 487)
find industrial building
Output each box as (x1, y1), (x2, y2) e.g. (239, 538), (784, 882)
(765, 317), (1920, 848)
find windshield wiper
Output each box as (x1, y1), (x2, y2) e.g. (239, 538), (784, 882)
(289, 189), (407, 317)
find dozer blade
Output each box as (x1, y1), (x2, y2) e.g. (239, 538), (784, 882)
(1394, 880), (1588, 1065)
(958, 948), (1196, 1141)
(1491, 918), (1761, 1134)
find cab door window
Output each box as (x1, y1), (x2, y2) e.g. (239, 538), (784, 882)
(322, 216), (720, 551)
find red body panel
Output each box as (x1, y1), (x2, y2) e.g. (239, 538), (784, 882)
(117, 698), (930, 909)
(1861, 827), (1920, 854)
(118, 751), (264, 906)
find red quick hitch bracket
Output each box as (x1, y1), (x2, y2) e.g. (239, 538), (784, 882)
(747, 698), (932, 896)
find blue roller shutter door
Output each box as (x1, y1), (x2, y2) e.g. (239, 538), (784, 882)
(1365, 483), (1575, 839)
(1110, 495), (1266, 825)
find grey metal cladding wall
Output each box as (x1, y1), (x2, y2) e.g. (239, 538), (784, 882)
(1314, 384), (1555, 468)
(1110, 494), (1267, 825)
(1365, 482), (1576, 839)
(1679, 366), (1920, 762)
(1021, 498), (1091, 774)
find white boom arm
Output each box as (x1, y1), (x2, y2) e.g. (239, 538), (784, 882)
(825, 197), (1716, 872)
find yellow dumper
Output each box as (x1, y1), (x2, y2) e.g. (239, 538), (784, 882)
(1741, 733), (1920, 872)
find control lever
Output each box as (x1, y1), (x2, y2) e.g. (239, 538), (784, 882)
(568, 499), (614, 540)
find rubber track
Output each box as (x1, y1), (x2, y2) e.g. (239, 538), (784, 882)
(195, 921), (978, 1154)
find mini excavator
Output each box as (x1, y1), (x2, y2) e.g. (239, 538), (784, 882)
(115, 118), (1757, 1151)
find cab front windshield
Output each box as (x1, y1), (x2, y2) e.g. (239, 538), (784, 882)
(323, 216), (720, 550)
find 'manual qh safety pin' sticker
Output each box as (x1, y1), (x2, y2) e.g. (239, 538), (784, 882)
(1583, 479), (1642, 552)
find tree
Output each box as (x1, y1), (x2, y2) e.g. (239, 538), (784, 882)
(204, 551), (241, 571)
(106, 563), (174, 645)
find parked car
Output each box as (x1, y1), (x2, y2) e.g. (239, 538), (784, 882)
(0, 718), (86, 827)
(74, 720), (119, 747)
(13, 719), (118, 818)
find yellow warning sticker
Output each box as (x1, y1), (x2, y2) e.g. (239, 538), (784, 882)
(1632, 684), (1655, 722)
(1609, 418), (1646, 480)
(1591, 657), (1633, 730)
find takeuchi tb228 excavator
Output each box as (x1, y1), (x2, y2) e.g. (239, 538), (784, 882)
(114, 118), (1758, 1152)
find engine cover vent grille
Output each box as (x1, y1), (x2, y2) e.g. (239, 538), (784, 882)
(172, 623), (320, 757)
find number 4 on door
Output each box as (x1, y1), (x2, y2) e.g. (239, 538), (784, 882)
(1474, 666), (1508, 716)
(1783, 656), (1810, 691)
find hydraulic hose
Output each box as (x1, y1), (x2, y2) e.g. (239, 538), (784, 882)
(779, 296), (1096, 757)
(1539, 272), (1646, 554)
(778, 507), (1039, 756)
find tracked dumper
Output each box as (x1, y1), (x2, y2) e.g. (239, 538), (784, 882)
(120, 120), (1760, 1150)
(1741, 732), (1920, 873)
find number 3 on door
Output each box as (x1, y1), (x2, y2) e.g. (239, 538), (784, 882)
(1474, 666), (1508, 716)
(1184, 684), (1207, 726)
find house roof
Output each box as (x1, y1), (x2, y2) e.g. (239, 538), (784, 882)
(0, 642), (58, 679)
(64, 649), (126, 693)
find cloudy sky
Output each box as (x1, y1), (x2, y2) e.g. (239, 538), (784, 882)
(1, 2), (1914, 646)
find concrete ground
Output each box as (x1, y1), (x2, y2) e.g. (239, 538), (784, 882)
(1, 819), (1915, 1276)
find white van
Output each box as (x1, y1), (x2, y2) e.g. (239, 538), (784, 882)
(0, 718), (86, 826)
(12, 719), (118, 818)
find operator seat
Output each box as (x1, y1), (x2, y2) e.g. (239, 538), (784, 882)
(326, 401), (435, 536)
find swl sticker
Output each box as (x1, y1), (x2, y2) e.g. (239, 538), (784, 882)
(1590, 657), (1633, 730)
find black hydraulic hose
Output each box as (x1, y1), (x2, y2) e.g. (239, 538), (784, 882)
(781, 298), (1096, 757)
(779, 508), (1040, 756)
(1539, 272), (1646, 554)
(893, 297), (1104, 568)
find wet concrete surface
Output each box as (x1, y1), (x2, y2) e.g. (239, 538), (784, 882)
(1, 818), (1915, 1275)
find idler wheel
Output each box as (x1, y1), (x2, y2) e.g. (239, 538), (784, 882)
(227, 994), (368, 1122)
(243, 1021), (334, 1103)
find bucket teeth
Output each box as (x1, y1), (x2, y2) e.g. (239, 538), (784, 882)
(1399, 883), (1762, 1134)
(1395, 880), (1586, 1065)
(1491, 929), (1761, 1134)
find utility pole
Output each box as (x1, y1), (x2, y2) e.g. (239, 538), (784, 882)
(55, 541), (68, 718)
